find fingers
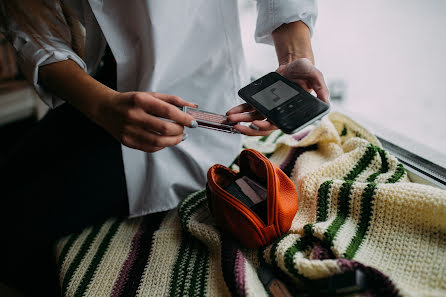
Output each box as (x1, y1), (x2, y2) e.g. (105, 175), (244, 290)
(310, 70), (330, 103)
(226, 110), (264, 123)
(226, 103), (261, 123)
(132, 93), (197, 128)
(226, 104), (278, 136)
(105, 91), (198, 153)
(121, 125), (184, 153)
(296, 66), (329, 103)
(282, 58), (330, 103)
(155, 93), (198, 108)
(131, 109), (185, 136)
(250, 120), (278, 131)
(232, 119), (277, 136)
(233, 124), (274, 137)
(226, 103), (256, 115)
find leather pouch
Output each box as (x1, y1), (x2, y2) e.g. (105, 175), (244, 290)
(206, 149), (298, 248)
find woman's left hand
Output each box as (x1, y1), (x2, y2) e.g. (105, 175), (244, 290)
(226, 103), (278, 136)
(226, 58), (329, 136)
(276, 58), (329, 103)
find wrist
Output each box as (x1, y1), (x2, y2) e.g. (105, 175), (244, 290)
(272, 21), (314, 66)
(39, 59), (118, 120)
(87, 87), (118, 123)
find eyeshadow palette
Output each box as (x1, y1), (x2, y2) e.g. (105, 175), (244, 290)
(224, 176), (268, 222)
(182, 106), (240, 134)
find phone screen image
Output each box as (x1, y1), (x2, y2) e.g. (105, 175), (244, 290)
(252, 80), (300, 110)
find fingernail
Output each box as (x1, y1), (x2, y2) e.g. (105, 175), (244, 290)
(249, 123), (260, 131)
(191, 102), (199, 108)
(190, 120), (198, 128)
(182, 133), (188, 141)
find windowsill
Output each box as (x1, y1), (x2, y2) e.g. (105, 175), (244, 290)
(337, 108), (446, 170)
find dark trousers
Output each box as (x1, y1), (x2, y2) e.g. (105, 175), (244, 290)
(0, 103), (129, 296)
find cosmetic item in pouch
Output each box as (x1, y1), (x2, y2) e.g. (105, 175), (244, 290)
(206, 149), (298, 248)
(224, 176), (268, 223)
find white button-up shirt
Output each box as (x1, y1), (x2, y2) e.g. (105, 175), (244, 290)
(3, 0), (317, 217)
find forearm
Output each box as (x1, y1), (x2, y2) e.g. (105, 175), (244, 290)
(38, 60), (117, 120)
(38, 59), (198, 152)
(272, 21), (314, 66)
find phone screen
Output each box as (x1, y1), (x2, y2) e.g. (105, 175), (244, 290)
(252, 80), (300, 110)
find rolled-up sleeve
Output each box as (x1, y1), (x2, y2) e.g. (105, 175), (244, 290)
(6, 22), (86, 108)
(255, 0), (318, 45)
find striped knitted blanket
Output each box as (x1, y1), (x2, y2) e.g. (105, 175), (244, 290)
(55, 112), (446, 297)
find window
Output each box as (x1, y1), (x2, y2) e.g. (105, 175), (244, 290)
(238, 0), (446, 169)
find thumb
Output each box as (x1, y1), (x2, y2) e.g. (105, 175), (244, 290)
(287, 59), (330, 103)
(307, 69), (330, 103)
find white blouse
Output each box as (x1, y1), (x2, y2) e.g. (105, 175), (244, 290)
(3, 0), (317, 217)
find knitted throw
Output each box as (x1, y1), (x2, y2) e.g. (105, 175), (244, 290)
(55, 112), (446, 297)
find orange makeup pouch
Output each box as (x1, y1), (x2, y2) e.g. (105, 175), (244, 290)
(206, 149), (298, 248)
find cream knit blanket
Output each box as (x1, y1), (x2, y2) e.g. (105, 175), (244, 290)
(55, 112), (446, 297)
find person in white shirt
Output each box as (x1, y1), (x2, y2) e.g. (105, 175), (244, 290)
(0, 0), (329, 295)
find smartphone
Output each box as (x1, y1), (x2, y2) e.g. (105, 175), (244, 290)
(182, 106), (240, 134)
(238, 72), (330, 134)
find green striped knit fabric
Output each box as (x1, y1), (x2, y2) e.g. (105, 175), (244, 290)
(55, 112), (446, 297)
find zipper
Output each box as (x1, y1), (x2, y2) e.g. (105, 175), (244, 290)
(245, 150), (278, 229)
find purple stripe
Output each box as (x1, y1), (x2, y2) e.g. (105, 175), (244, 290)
(234, 249), (246, 297)
(279, 147), (298, 172)
(337, 259), (400, 297)
(110, 221), (144, 297)
(112, 212), (165, 297)
(278, 128), (312, 175)
(311, 244), (335, 260)
(279, 144), (318, 177)
(221, 234), (247, 297)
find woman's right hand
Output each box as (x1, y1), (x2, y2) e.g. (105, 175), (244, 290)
(38, 60), (197, 153)
(96, 91), (198, 153)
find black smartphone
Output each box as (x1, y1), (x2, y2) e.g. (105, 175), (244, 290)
(238, 72), (330, 134)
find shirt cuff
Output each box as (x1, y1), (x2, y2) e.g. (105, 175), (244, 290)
(15, 34), (87, 108)
(255, 0), (318, 45)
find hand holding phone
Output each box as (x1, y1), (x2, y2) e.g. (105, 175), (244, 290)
(235, 72), (330, 134)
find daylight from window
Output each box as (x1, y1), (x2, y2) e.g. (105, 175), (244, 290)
(238, 0), (446, 165)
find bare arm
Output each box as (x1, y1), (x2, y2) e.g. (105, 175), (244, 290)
(39, 60), (197, 152)
(39, 60), (115, 120)
(273, 21), (329, 102)
(272, 21), (314, 66)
